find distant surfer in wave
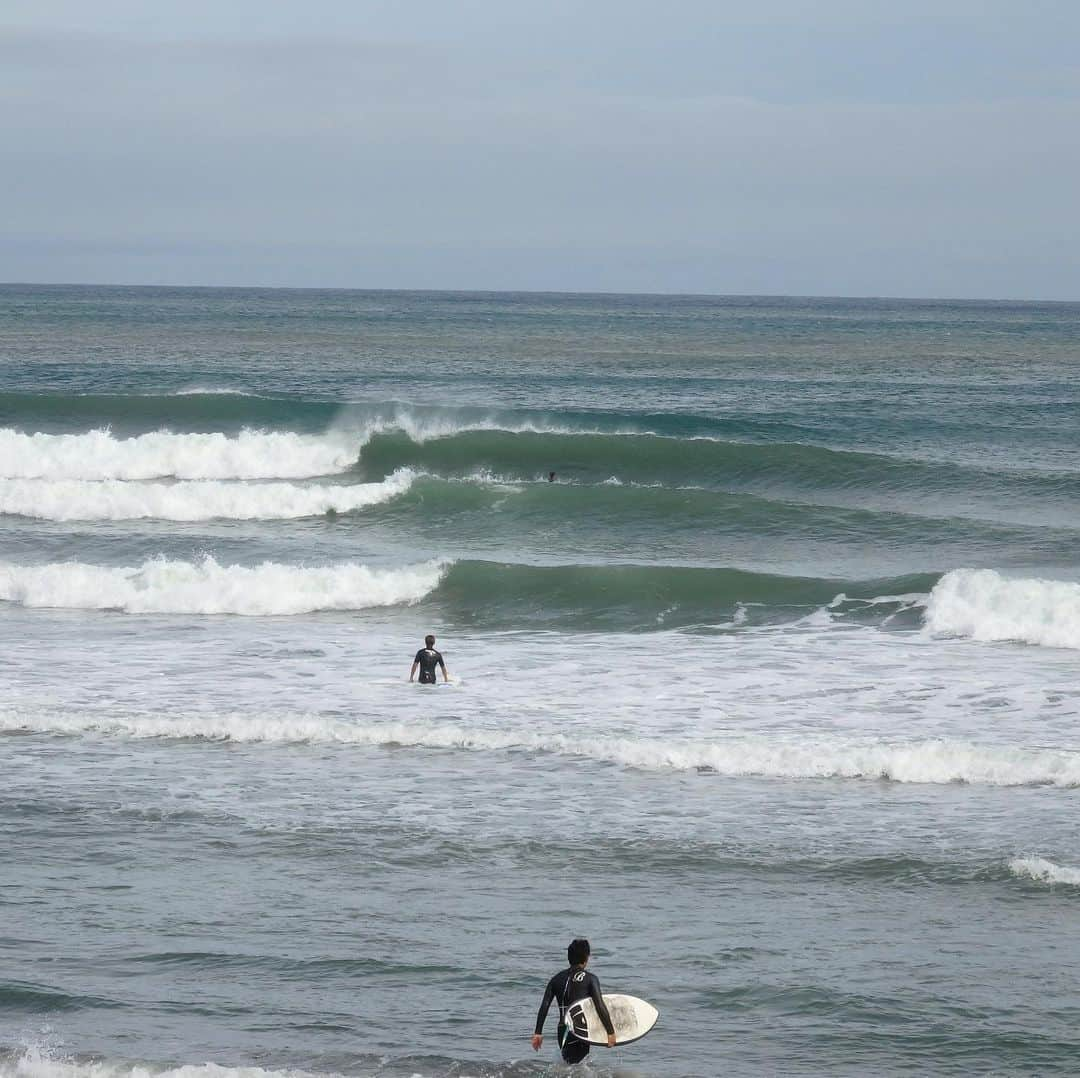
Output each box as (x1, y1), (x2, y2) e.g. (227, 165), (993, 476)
(531, 937), (615, 1063)
(409, 634), (449, 684)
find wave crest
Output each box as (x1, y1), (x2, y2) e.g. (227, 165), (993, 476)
(0, 556), (446, 615)
(1008, 857), (1080, 885)
(4, 710), (1078, 788)
(0, 429), (358, 480)
(926, 569), (1080, 650)
(0, 471), (415, 522)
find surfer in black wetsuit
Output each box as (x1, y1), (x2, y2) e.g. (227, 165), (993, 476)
(531, 938), (616, 1064)
(409, 634), (448, 684)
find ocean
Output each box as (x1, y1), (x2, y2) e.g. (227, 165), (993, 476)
(1, 284), (1079, 1077)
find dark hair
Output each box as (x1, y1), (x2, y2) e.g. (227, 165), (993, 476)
(425, 634), (435, 647)
(567, 938), (590, 965)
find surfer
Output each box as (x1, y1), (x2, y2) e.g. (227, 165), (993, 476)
(409, 634), (449, 684)
(548, 471), (556, 482)
(531, 938), (616, 1064)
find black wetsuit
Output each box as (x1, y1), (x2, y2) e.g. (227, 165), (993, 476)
(534, 965), (615, 1065)
(414, 647), (445, 684)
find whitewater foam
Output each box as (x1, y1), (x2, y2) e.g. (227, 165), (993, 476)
(926, 568), (1080, 650)
(4, 707), (1078, 787)
(0, 429), (358, 480)
(1008, 857), (1080, 885)
(0, 556), (447, 614)
(1, 1053), (340, 1078)
(0, 470), (415, 522)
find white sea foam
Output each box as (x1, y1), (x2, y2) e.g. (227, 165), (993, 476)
(2, 1052), (339, 1078)
(4, 707), (1078, 787)
(0, 1052), (482, 1078)
(926, 568), (1080, 650)
(366, 412), (630, 443)
(170, 387), (261, 396)
(0, 556), (446, 614)
(0, 470), (415, 521)
(1008, 857), (1080, 885)
(0, 429), (358, 480)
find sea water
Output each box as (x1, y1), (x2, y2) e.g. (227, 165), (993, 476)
(1, 286), (1079, 1077)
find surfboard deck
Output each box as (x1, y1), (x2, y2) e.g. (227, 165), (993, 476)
(564, 993), (659, 1046)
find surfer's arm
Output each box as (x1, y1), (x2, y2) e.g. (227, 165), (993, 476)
(589, 978), (617, 1044)
(533, 977), (557, 1036)
(408, 660), (418, 681)
(438, 652), (449, 681)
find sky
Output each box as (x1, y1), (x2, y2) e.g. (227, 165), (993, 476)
(2, 1), (1079, 298)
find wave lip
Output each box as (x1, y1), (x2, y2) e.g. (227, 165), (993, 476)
(0, 469), (415, 522)
(0, 429), (358, 480)
(926, 568), (1080, 650)
(1009, 857), (1080, 885)
(0, 556), (447, 615)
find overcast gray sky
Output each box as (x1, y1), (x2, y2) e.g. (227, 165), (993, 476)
(2, 1), (1078, 297)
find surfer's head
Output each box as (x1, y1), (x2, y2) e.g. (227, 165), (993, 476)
(425, 634), (435, 648)
(568, 938), (591, 966)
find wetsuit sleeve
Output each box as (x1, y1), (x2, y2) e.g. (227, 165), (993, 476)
(589, 975), (616, 1036)
(414, 650), (424, 662)
(534, 975), (558, 1035)
(436, 650), (446, 670)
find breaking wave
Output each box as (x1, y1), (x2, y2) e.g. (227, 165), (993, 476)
(926, 569), (1080, 650)
(0, 556), (932, 627)
(0, 428), (359, 480)
(0, 557), (446, 615)
(0, 471), (416, 522)
(5, 709), (1079, 787)
(1008, 857), (1080, 885)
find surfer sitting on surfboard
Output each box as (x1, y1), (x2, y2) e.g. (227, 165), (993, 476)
(531, 938), (615, 1064)
(409, 635), (449, 684)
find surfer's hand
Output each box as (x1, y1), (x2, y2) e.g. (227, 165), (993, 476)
(607, 1033), (617, 1047)
(531, 1035), (543, 1051)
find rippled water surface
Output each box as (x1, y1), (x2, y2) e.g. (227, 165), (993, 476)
(2, 286), (1080, 1077)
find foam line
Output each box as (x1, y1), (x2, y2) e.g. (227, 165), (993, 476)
(0, 429), (359, 480)
(0, 470), (415, 521)
(4, 710), (1079, 787)
(0, 556), (446, 614)
(1, 1052), (328, 1078)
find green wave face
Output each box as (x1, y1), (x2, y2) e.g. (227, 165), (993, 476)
(357, 428), (1080, 518)
(365, 476), (1079, 575)
(425, 561), (936, 632)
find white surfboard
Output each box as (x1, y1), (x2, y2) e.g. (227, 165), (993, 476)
(564, 993), (659, 1046)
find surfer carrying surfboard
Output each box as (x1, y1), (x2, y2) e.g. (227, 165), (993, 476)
(531, 938), (616, 1064)
(409, 635), (449, 684)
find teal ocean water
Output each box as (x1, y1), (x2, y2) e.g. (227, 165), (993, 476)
(2, 285), (1080, 1077)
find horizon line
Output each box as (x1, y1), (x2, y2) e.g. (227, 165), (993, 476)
(1, 280), (1077, 305)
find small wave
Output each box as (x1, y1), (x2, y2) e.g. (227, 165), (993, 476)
(0, 429), (358, 480)
(0, 557), (446, 615)
(0, 470), (415, 522)
(0, 1048), (538, 1078)
(0, 1055), (322, 1078)
(5, 711), (1079, 787)
(1008, 857), (1080, 886)
(169, 387), (261, 397)
(926, 569), (1080, 650)
(0, 983), (117, 1014)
